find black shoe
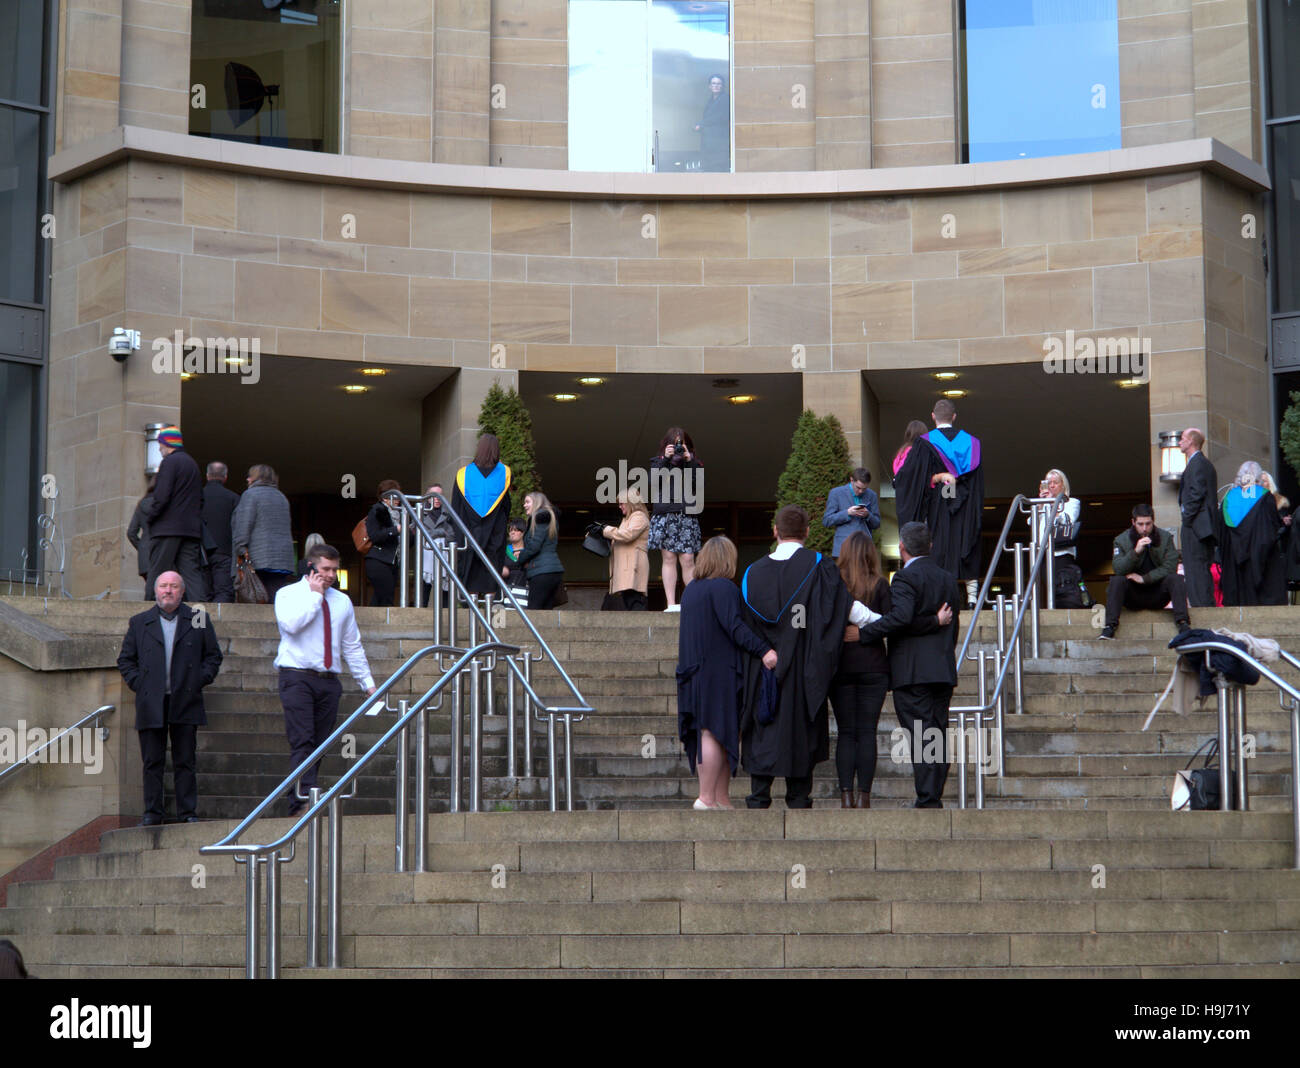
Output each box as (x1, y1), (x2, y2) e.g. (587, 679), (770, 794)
(140, 815), (162, 827)
(1099, 626), (1116, 640)
(1176, 621), (1191, 635)
(182, 816), (201, 823)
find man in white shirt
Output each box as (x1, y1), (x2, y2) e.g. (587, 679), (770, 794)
(274, 543), (376, 816)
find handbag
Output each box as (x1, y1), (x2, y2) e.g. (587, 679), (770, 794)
(352, 517), (372, 554)
(1171, 738), (1235, 811)
(234, 550), (268, 605)
(552, 581), (569, 607)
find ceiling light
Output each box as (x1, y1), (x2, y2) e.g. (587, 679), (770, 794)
(359, 367), (388, 377)
(224, 356), (246, 367)
(933, 371), (959, 380)
(576, 376), (605, 386)
(940, 389), (967, 398)
(727, 394), (756, 405)
(343, 384), (369, 394)
(180, 372), (195, 381)
(551, 393), (579, 402)
(1116, 377), (1145, 389)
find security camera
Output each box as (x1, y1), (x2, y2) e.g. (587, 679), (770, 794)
(109, 328), (140, 362)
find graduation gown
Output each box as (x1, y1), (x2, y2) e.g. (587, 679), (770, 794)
(738, 546), (852, 778)
(925, 428), (985, 581)
(1219, 488), (1286, 606)
(451, 461), (512, 594)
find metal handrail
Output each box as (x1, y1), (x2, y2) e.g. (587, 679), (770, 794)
(0, 704), (114, 787)
(947, 495), (1065, 808)
(202, 641), (516, 977)
(1168, 638), (1300, 869)
(396, 491), (591, 720)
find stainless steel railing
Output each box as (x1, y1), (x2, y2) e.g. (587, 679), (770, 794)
(390, 491), (592, 812)
(1169, 639), (1300, 870)
(201, 642), (516, 978)
(947, 494), (1066, 808)
(0, 704), (114, 788)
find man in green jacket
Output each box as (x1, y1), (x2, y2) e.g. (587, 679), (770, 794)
(1100, 503), (1191, 639)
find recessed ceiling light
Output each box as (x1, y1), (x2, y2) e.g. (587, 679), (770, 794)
(180, 372), (195, 381)
(359, 367), (388, 376)
(1116, 377), (1145, 389)
(940, 389), (967, 398)
(224, 356), (246, 367)
(576, 376), (605, 386)
(1089, 501), (1104, 506)
(727, 394), (757, 405)
(343, 384), (369, 394)
(551, 393), (579, 402)
(933, 371), (959, 381)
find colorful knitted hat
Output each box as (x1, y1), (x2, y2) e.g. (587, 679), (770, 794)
(157, 426), (183, 449)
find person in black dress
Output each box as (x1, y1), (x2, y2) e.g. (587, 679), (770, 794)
(677, 537), (777, 810)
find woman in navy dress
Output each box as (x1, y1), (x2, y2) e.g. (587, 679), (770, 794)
(677, 536), (777, 809)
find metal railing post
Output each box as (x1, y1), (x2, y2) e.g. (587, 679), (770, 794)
(995, 593), (1008, 776)
(449, 669), (464, 813)
(413, 501), (424, 610)
(563, 713), (574, 812)
(327, 794), (343, 968)
(432, 548), (443, 647)
(1290, 698), (1299, 870)
(547, 713), (558, 812)
(305, 786), (321, 968)
(470, 652), (483, 812)
(506, 656), (518, 779)
(1232, 686), (1248, 812)
(415, 698), (429, 872)
(1215, 678), (1233, 812)
(398, 502), (409, 608)
(1043, 504), (1056, 610)
(1010, 591), (1025, 719)
(265, 852), (282, 980)
(244, 856), (261, 980)
(394, 702), (408, 872)
(956, 709), (968, 812)
(1028, 549), (1040, 659)
(522, 655), (535, 779)
(448, 543), (459, 652)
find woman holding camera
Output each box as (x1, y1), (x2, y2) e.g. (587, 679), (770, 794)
(600, 489), (650, 611)
(364, 479), (403, 607)
(650, 426), (703, 611)
(516, 491), (565, 609)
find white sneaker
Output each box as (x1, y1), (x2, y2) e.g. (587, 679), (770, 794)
(664, 604), (681, 613)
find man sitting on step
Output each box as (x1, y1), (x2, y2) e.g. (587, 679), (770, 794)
(1100, 503), (1191, 641)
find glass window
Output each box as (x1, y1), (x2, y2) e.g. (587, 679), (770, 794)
(1271, 125), (1300, 314)
(1267, 0), (1300, 119)
(189, 0), (342, 153)
(0, 360), (39, 573)
(0, 0), (46, 106)
(0, 105), (42, 304)
(961, 0), (1121, 163)
(568, 0), (732, 173)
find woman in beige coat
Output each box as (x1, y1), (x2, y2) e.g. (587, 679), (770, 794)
(602, 490), (650, 611)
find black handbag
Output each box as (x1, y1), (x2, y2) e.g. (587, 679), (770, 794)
(1172, 738), (1236, 811)
(582, 523), (611, 557)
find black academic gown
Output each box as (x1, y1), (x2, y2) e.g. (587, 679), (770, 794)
(738, 546), (852, 778)
(451, 463), (512, 594)
(892, 437), (978, 578)
(930, 427), (985, 581)
(1220, 494), (1287, 606)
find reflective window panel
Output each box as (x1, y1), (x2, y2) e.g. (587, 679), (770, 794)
(962, 0), (1121, 163)
(1272, 124), (1300, 314)
(0, 105), (42, 304)
(569, 0), (650, 172)
(1267, 0), (1300, 119)
(0, 0), (46, 106)
(652, 1), (731, 174)
(189, 0), (342, 153)
(0, 360), (39, 572)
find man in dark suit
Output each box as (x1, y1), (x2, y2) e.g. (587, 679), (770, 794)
(1178, 427), (1218, 607)
(144, 426), (208, 602)
(856, 521), (961, 808)
(116, 570), (223, 825)
(201, 461), (240, 604)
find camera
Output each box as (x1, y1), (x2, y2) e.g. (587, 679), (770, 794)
(673, 443), (686, 457)
(109, 328), (140, 363)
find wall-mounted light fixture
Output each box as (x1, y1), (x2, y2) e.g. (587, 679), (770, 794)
(145, 423), (165, 475)
(1159, 430), (1186, 482)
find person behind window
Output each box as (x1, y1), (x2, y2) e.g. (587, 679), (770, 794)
(693, 74), (730, 172)
(516, 491), (565, 610)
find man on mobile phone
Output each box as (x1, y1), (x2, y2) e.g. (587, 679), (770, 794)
(273, 543), (376, 816)
(823, 468), (881, 559)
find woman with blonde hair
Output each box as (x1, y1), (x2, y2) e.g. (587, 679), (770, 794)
(676, 536), (777, 809)
(1220, 460), (1287, 605)
(601, 489), (650, 611)
(516, 490), (565, 609)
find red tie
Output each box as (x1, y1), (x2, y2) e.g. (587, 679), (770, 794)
(322, 597), (333, 670)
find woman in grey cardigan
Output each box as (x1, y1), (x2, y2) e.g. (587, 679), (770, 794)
(231, 464), (296, 599)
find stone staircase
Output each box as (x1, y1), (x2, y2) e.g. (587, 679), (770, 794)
(1, 597), (1297, 977)
(3, 810), (1296, 977)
